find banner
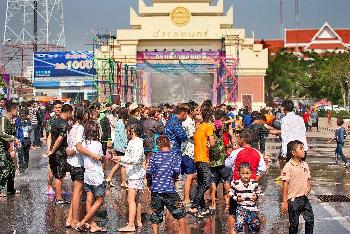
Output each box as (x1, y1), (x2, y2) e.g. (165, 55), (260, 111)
(34, 51), (96, 79)
(137, 51), (223, 61)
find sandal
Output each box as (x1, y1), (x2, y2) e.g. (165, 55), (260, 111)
(74, 223), (89, 232)
(90, 226), (107, 233)
(117, 225), (136, 232)
(0, 192), (6, 197)
(106, 180), (115, 187)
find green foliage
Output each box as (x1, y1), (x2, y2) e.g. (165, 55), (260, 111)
(265, 50), (350, 106)
(318, 110), (350, 119)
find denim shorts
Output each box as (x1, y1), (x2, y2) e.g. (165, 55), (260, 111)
(68, 165), (84, 182)
(181, 155), (196, 175)
(235, 206), (260, 233)
(84, 182), (106, 197)
(150, 192), (186, 224)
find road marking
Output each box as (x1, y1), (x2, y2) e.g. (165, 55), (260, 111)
(318, 202), (350, 231)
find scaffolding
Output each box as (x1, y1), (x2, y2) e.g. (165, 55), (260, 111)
(2, 0), (65, 98)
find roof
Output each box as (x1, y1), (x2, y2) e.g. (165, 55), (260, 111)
(255, 39), (284, 53)
(306, 43), (346, 50)
(286, 29), (318, 44)
(286, 28), (350, 44)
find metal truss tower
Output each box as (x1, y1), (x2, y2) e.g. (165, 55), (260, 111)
(2, 0), (65, 97)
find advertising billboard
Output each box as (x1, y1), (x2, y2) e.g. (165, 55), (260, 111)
(34, 51), (96, 79)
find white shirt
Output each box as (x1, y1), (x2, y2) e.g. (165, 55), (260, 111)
(83, 140), (104, 186)
(67, 124), (84, 167)
(281, 112), (308, 156)
(181, 116), (195, 158)
(120, 137), (145, 180)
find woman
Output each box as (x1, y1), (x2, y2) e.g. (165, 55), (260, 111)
(113, 124), (145, 232)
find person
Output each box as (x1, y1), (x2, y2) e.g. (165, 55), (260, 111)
(65, 106), (103, 229)
(327, 110), (332, 127)
(114, 123), (145, 232)
(47, 104), (73, 204)
(225, 128), (267, 232)
(18, 109), (31, 173)
(310, 109), (318, 132)
(146, 135), (187, 234)
(164, 105), (188, 158)
(249, 112), (269, 154)
(209, 110), (231, 211)
(45, 100), (62, 195)
(281, 140), (314, 234)
(0, 102), (19, 197)
(29, 101), (41, 148)
(230, 162), (261, 234)
(271, 100), (308, 181)
(106, 108), (128, 187)
(189, 108), (215, 218)
(75, 120), (107, 232)
(327, 118), (349, 167)
(302, 110), (310, 132)
(181, 102), (198, 206)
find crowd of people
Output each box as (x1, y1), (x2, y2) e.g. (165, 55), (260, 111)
(0, 98), (321, 233)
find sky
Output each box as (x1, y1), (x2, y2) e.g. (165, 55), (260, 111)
(0, 0), (350, 50)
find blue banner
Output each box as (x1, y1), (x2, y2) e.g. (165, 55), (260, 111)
(34, 51), (96, 78)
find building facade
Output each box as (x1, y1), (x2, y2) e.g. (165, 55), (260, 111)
(96, 0), (268, 110)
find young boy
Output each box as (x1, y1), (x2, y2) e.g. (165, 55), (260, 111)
(230, 162), (260, 234)
(327, 118), (349, 167)
(146, 135), (186, 234)
(281, 140), (314, 234)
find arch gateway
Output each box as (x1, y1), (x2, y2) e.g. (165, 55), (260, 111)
(96, 0), (268, 110)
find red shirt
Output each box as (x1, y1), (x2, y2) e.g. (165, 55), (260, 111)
(231, 147), (262, 181)
(303, 112), (310, 123)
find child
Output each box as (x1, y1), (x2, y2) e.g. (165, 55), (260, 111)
(113, 123), (145, 232)
(230, 162), (260, 234)
(281, 140), (314, 234)
(327, 118), (349, 167)
(225, 129), (267, 232)
(146, 135), (186, 234)
(75, 121), (106, 232)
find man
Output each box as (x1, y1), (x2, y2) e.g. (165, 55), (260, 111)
(45, 100), (62, 195)
(164, 105), (188, 158)
(47, 104), (73, 204)
(0, 101), (20, 197)
(189, 108), (216, 218)
(272, 100), (308, 180)
(29, 101), (41, 148)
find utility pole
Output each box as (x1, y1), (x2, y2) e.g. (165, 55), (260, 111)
(280, 0), (284, 39)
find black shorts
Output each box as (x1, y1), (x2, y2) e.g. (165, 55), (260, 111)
(229, 197), (239, 216)
(150, 192), (186, 224)
(68, 165), (84, 182)
(210, 165), (232, 185)
(49, 152), (68, 179)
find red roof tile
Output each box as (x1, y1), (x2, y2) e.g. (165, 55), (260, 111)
(286, 29), (318, 44)
(255, 39), (284, 53)
(335, 29), (350, 43)
(307, 43), (346, 50)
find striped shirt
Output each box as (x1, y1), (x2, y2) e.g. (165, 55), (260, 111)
(230, 179), (260, 212)
(146, 150), (181, 193)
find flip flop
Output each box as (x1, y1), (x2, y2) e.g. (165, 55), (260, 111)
(0, 192), (6, 197)
(90, 226), (107, 233)
(117, 226), (136, 232)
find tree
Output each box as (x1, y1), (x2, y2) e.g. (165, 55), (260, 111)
(265, 50), (309, 105)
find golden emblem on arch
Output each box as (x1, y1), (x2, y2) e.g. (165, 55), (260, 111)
(170, 7), (191, 27)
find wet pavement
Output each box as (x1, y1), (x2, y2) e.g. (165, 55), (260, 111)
(2, 130), (350, 233)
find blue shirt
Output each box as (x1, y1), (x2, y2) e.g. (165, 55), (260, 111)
(146, 150), (181, 193)
(16, 117), (24, 144)
(164, 114), (188, 156)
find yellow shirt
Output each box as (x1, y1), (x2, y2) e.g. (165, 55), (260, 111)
(194, 123), (214, 163)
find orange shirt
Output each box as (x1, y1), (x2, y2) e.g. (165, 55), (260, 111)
(265, 114), (274, 126)
(194, 123), (214, 163)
